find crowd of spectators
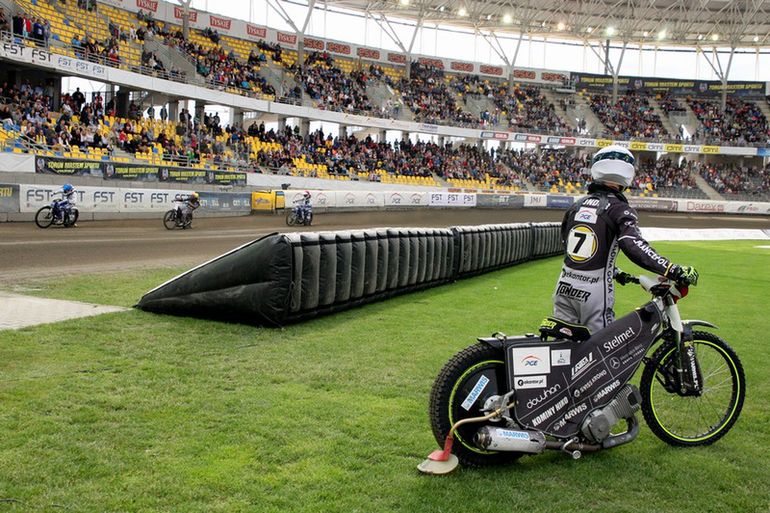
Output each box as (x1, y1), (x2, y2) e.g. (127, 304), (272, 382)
(247, 121), (519, 186)
(697, 160), (770, 198)
(0, 80), (115, 152)
(396, 62), (478, 126)
(657, 91), (686, 115)
(589, 92), (670, 140)
(493, 84), (569, 134)
(159, 28), (275, 96)
(634, 158), (699, 191)
(294, 52), (372, 113)
(687, 98), (769, 146)
(498, 149), (589, 190)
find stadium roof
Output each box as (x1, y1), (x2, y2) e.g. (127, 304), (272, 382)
(322, 0), (770, 48)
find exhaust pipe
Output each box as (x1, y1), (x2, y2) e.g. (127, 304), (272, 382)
(474, 427), (547, 453)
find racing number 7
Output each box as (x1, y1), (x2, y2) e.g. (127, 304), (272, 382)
(572, 231), (587, 253)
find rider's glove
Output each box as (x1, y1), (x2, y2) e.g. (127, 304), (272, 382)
(614, 269), (635, 286)
(668, 265), (699, 286)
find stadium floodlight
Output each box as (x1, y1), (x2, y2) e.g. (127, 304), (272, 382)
(502, 13), (512, 24)
(697, 34), (703, 40)
(486, 14), (492, 20)
(754, 35), (759, 43)
(711, 33), (719, 41)
(458, 6), (467, 16)
(439, 5), (445, 11)
(399, 0), (409, 5)
(586, 26), (593, 33)
(657, 29), (666, 40)
(557, 22), (565, 31)
(643, 31), (649, 37)
(606, 26), (616, 36)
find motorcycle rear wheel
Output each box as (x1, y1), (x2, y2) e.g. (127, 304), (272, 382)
(640, 331), (745, 447)
(285, 211), (297, 226)
(35, 206), (54, 228)
(163, 210), (177, 230)
(63, 209), (79, 227)
(428, 343), (523, 467)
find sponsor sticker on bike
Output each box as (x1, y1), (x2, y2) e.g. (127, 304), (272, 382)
(511, 346), (551, 376)
(460, 374), (489, 411)
(551, 349), (571, 366)
(514, 375), (547, 390)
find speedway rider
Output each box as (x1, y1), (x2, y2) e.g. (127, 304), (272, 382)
(552, 145), (699, 333)
(294, 190), (312, 223)
(57, 183), (77, 224)
(175, 191), (200, 224)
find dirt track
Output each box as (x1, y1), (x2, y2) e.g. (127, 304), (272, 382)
(0, 209), (767, 284)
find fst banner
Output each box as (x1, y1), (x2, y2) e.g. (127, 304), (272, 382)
(35, 156), (247, 186)
(20, 184), (188, 212)
(429, 192), (478, 207)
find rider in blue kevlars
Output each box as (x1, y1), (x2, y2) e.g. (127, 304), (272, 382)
(57, 183), (77, 225)
(552, 145), (700, 334)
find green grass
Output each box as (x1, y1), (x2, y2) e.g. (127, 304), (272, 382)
(1, 241), (769, 513)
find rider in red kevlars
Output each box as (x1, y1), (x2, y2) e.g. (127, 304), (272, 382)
(552, 145), (699, 333)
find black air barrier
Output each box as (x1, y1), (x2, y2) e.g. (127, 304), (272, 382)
(135, 222), (562, 325)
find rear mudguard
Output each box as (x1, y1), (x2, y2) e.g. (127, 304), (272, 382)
(477, 333), (543, 351)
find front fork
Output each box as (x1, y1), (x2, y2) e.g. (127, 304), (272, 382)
(659, 297), (704, 396)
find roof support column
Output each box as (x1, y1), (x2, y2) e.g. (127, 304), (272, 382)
(507, 31), (525, 94)
(700, 45), (736, 111)
(180, 0), (193, 40)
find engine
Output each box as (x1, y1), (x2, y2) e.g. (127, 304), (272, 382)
(580, 384), (642, 443)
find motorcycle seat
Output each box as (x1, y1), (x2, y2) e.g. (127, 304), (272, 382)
(538, 316), (591, 342)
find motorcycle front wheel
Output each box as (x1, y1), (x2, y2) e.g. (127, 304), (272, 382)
(285, 211), (297, 226)
(163, 210), (177, 230)
(428, 343), (523, 467)
(640, 331), (745, 447)
(35, 206), (54, 228)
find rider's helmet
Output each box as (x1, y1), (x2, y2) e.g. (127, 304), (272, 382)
(590, 145), (635, 188)
(62, 183), (74, 194)
(303, 190), (311, 199)
(191, 192), (199, 200)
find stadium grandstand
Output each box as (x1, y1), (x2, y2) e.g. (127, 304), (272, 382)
(0, 0), (769, 201)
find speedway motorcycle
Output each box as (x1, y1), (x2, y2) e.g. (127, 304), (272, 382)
(35, 199), (78, 228)
(285, 204), (313, 226)
(419, 274), (745, 474)
(163, 200), (193, 230)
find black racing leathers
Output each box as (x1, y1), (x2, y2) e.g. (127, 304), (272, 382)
(553, 183), (674, 332)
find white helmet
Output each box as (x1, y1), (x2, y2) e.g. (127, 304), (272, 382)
(590, 145), (635, 188)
